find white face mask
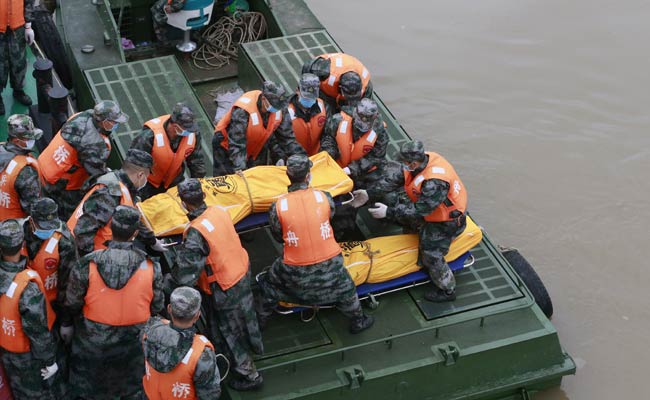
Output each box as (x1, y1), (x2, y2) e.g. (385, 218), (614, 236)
(137, 173), (147, 191)
(20, 139), (36, 150)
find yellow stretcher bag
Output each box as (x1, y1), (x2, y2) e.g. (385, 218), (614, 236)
(139, 152), (353, 237)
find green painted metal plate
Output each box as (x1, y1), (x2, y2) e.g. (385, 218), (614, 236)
(0, 47), (38, 141)
(84, 56), (214, 169)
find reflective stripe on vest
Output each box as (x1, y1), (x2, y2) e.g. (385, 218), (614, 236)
(287, 99), (326, 156)
(334, 112), (378, 168)
(67, 180), (135, 250)
(0, 269), (55, 353)
(185, 206), (249, 293)
(319, 53), (370, 99)
(277, 188), (341, 266)
(145, 115), (197, 189)
(404, 151), (467, 222)
(143, 326), (214, 400)
(27, 232), (63, 303)
(0, 0), (26, 33)
(83, 259), (154, 326)
(0, 154), (40, 220)
(214, 90), (283, 160)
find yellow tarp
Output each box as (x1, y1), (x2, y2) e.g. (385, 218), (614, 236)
(139, 152), (354, 237)
(343, 216), (483, 285)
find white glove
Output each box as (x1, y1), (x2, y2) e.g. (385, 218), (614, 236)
(25, 23), (35, 45)
(342, 167), (351, 175)
(349, 189), (369, 208)
(275, 159), (285, 166)
(41, 362), (58, 380)
(368, 202), (388, 219)
(151, 238), (173, 252)
(59, 324), (74, 345)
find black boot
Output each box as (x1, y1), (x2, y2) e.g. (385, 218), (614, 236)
(13, 90), (32, 106)
(228, 373), (263, 391)
(424, 288), (456, 303)
(349, 314), (374, 334)
(0, 98), (4, 115)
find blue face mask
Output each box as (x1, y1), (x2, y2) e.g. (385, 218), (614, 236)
(267, 105), (279, 113)
(111, 122), (120, 132)
(178, 130), (192, 137)
(34, 229), (55, 240)
(299, 97), (316, 109)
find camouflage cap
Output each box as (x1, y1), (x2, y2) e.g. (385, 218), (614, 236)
(352, 98), (379, 132)
(339, 71), (362, 98)
(398, 140), (426, 163)
(298, 73), (320, 100)
(93, 100), (129, 123)
(124, 148), (153, 170)
(30, 198), (61, 230)
(111, 205), (141, 232)
(170, 286), (202, 320)
(286, 154), (312, 180)
(177, 178), (204, 205)
(170, 103), (198, 131)
(7, 114), (43, 140)
(261, 80), (287, 109)
(0, 219), (24, 251)
(302, 57), (330, 81)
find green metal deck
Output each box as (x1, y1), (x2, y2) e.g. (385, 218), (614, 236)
(0, 47), (38, 141)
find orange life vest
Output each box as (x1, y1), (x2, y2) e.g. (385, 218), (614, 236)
(39, 114), (111, 190)
(287, 99), (326, 156)
(0, 154), (40, 220)
(27, 232), (63, 303)
(83, 259), (154, 326)
(276, 188), (341, 266)
(0, 0), (25, 33)
(144, 115), (197, 189)
(404, 152), (467, 222)
(334, 112), (378, 168)
(143, 321), (215, 400)
(0, 269), (55, 353)
(67, 176), (135, 251)
(318, 53), (370, 99)
(215, 90), (283, 161)
(184, 206), (249, 294)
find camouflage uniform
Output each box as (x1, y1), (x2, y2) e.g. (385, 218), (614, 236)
(212, 81), (306, 176)
(150, 0), (186, 43)
(0, 220), (59, 400)
(64, 207), (164, 400)
(0, 115), (43, 220)
(0, 0), (35, 114)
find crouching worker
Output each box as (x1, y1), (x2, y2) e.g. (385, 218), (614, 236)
(257, 154), (375, 334)
(143, 286), (222, 399)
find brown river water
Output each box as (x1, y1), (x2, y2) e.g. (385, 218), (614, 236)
(307, 0), (650, 398)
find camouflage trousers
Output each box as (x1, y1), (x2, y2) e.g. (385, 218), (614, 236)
(204, 271), (263, 380)
(43, 183), (84, 221)
(1, 351), (60, 400)
(257, 254), (364, 320)
(418, 216), (467, 292)
(0, 27), (27, 91)
(212, 135), (271, 177)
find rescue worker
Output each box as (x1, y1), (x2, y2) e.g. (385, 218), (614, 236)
(130, 102), (206, 200)
(150, 0), (187, 45)
(0, 0), (34, 115)
(24, 197), (78, 318)
(212, 80), (305, 176)
(301, 53), (372, 112)
(0, 219), (59, 399)
(172, 178), (263, 391)
(39, 100), (129, 219)
(64, 205), (164, 399)
(283, 73), (329, 156)
(352, 140), (468, 302)
(257, 154), (375, 334)
(67, 148), (170, 256)
(142, 286), (222, 399)
(0, 114), (42, 221)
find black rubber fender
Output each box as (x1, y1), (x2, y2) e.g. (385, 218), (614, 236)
(501, 248), (554, 318)
(32, 6), (74, 89)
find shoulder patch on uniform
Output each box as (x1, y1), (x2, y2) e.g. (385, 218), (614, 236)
(200, 219), (215, 232)
(181, 347), (194, 365)
(250, 112), (260, 126)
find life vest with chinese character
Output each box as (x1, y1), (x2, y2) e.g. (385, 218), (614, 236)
(215, 90), (283, 161)
(288, 99), (326, 156)
(0, 269), (55, 353)
(404, 152), (467, 222)
(143, 319), (215, 400)
(27, 232), (63, 303)
(185, 206), (249, 294)
(144, 115), (197, 189)
(67, 173), (135, 251)
(0, 0), (25, 33)
(39, 113), (112, 190)
(334, 112), (378, 168)
(83, 259), (154, 326)
(276, 188), (341, 266)
(0, 154), (40, 220)
(318, 53), (370, 99)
